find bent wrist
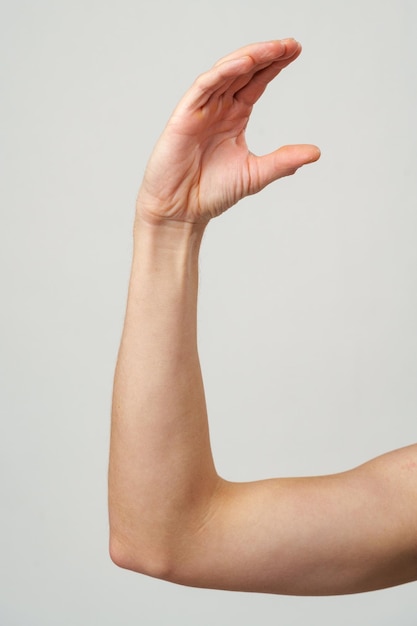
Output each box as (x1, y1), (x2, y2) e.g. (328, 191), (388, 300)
(134, 211), (207, 237)
(132, 212), (206, 274)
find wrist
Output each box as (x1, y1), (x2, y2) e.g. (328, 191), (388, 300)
(132, 212), (206, 272)
(134, 209), (206, 245)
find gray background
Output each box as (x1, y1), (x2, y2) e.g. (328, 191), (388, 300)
(1, 0), (416, 624)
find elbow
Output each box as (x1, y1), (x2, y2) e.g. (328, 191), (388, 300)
(108, 478), (226, 584)
(109, 530), (180, 582)
(109, 532), (135, 571)
(108, 500), (179, 579)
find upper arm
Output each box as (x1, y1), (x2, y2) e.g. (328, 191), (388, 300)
(164, 444), (417, 595)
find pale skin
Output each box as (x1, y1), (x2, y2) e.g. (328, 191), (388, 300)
(108, 39), (417, 595)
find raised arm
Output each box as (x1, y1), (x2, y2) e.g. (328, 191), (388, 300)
(108, 40), (417, 595)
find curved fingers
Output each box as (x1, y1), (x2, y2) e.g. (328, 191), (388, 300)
(234, 45), (302, 106)
(178, 39), (302, 114)
(208, 59), (285, 106)
(179, 56), (254, 113)
(213, 39), (296, 68)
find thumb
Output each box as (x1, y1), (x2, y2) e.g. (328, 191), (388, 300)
(251, 144), (321, 192)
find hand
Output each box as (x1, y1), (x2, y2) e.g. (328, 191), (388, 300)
(136, 39), (320, 226)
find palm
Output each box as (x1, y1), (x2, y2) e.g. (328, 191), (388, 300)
(151, 102), (254, 221)
(137, 40), (320, 225)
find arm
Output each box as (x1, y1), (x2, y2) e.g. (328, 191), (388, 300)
(108, 40), (417, 595)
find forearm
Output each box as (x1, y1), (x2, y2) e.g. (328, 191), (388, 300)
(109, 217), (219, 574)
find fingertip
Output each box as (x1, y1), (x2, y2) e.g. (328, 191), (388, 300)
(309, 146), (321, 162)
(300, 145), (321, 164)
(280, 37), (302, 56)
(280, 37), (300, 45)
(283, 144), (321, 166)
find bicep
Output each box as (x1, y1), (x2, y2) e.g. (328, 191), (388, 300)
(172, 444), (417, 595)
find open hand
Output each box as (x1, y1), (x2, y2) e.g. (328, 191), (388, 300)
(137, 39), (320, 225)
